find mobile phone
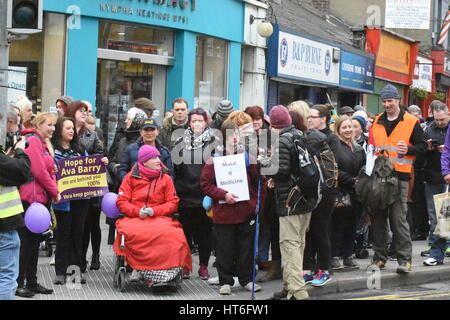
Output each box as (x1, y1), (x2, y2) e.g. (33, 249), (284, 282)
(431, 140), (440, 147)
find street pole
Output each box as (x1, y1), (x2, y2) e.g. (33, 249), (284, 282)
(0, 0), (9, 148)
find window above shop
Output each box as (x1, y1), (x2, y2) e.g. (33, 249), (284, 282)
(98, 21), (174, 56)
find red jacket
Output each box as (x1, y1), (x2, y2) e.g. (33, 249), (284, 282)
(116, 165), (179, 218)
(200, 153), (258, 225)
(19, 129), (58, 205)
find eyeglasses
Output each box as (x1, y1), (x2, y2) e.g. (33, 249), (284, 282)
(308, 116), (321, 119)
(79, 109), (88, 114)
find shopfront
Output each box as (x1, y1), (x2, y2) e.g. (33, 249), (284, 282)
(266, 25), (341, 110)
(339, 49), (375, 108)
(431, 48), (450, 110)
(365, 29), (419, 115)
(8, 0), (244, 147)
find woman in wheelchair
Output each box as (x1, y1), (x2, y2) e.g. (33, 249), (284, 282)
(113, 145), (192, 286)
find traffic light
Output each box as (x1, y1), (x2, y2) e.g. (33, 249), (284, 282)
(7, 0), (43, 34)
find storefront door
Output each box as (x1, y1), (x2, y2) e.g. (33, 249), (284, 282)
(96, 59), (166, 148)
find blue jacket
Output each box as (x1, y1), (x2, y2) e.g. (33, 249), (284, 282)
(117, 138), (174, 184)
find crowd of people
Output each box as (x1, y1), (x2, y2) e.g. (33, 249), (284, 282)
(1, 83), (450, 300)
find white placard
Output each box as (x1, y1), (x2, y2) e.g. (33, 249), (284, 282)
(213, 153), (250, 203)
(277, 31), (340, 85)
(7, 66), (27, 106)
(412, 56), (432, 92)
(385, 0), (431, 30)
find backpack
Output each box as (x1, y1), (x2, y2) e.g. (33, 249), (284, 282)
(355, 152), (399, 210)
(284, 129), (339, 215)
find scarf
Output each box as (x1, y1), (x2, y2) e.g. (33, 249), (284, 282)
(138, 163), (162, 179)
(183, 127), (212, 150)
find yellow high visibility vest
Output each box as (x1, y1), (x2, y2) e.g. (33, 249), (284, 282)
(0, 185), (24, 219)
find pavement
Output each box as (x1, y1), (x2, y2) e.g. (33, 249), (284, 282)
(19, 221), (450, 301)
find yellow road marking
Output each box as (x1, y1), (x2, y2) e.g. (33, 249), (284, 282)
(348, 291), (450, 300)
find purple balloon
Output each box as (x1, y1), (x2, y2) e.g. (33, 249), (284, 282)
(25, 203), (51, 234)
(102, 192), (120, 219)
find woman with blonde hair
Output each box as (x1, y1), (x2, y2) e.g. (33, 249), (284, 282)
(330, 116), (365, 271)
(287, 100), (310, 129)
(17, 112), (60, 298)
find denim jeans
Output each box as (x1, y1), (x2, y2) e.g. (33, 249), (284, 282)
(429, 238), (449, 262)
(257, 223), (271, 262)
(424, 182), (447, 244)
(0, 230), (20, 300)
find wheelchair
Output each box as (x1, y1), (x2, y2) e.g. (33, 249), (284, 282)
(112, 213), (184, 293)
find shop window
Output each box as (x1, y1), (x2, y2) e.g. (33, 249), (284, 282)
(98, 21), (174, 56)
(8, 13), (66, 111)
(194, 36), (228, 114)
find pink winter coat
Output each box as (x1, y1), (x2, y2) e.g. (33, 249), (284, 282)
(19, 129), (59, 205)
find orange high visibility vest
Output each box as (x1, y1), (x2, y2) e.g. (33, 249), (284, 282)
(371, 112), (418, 174)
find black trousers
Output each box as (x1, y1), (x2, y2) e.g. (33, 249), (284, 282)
(54, 200), (89, 276)
(82, 199), (102, 262)
(17, 201), (45, 287)
(303, 193), (337, 271)
(179, 207), (212, 267)
(215, 221), (256, 287)
(331, 203), (359, 258)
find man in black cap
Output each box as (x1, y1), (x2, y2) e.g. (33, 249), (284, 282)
(338, 106), (354, 117)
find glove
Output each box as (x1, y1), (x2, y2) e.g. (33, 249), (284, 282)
(139, 206), (150, 218)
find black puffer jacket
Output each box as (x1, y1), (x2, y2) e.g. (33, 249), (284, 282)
(271, 125), (300, 217)
(334, 139), (365, 195)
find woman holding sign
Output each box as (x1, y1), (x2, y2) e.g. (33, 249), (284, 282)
(17, 113), (60, 297)
(200, 121), (259, 295)
(65, 101), (108, 273)
(51, 117), (90, 285)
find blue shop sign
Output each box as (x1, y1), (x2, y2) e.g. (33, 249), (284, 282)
(340, 51), (375, 93)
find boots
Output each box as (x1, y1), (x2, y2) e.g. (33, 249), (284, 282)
(258, 260), (282, 283)
(257, 261), (271, 271)
(90, 254), (101, 270)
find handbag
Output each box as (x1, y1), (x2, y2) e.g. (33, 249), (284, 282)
(335, 191), (351, 208)
(433, 185), (450, 240)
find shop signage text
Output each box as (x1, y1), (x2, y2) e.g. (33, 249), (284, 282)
(340, 51), (375, 92)
(99, 0), (197, 23)
(275, 31), (339, 85)
(376, 33), (411, 75)
(412, 56), (432, 92)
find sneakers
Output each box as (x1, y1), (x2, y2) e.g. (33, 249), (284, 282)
(368, 259), (386, 270)
(423, 258), (444, 266)
(331, 257), (343, 270)
(219, 284), (231, 295)
(303, 272), (314, 284)
(446, 248), (450, 258)
(244, 282), (261, 292)
(396, 262), (412, 274)
(182, 268), (190, 279)
(421, 246), (431, 257)
(198, 265), (210, 280)
(208, 276), (240, 287)
(343, 257), (360, 270)
(130, 270), (141, 282)
(310, 270), (331, 287)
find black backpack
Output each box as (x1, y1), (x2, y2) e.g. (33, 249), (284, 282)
(284, 129), (339, 215)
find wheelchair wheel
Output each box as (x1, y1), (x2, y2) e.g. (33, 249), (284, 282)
(117, 269), (127, 292)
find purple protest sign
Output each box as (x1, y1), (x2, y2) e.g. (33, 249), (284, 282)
(56, 155), (109, 201)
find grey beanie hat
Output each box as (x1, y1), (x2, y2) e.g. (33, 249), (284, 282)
(56, 95), (74, 106)
(217, 100), (234, 119)
(134, 97), (156, 117)
(380, 84), (401, 100)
